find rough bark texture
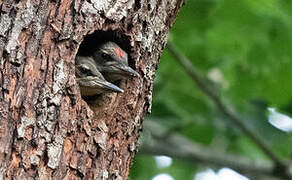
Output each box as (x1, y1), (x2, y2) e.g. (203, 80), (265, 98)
(0, 0), (183, 179)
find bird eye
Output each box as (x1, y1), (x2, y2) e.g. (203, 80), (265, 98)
(101, 53), (112, 61)
(80, 67), (93, 76)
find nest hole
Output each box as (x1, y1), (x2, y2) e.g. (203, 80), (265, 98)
(78, 31), (131, 58)
(76, 30), (134, 104)
(77, 30), (135, 70)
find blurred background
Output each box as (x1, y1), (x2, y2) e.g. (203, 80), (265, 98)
(130, 0), (292, 179)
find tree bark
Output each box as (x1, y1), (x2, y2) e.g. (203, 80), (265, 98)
(0, 0), (183, 179)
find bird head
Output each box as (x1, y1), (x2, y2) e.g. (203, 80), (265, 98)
(92, 42), (138, 80)
(76, 56), (100, 78)
(75, 56), (123, 96)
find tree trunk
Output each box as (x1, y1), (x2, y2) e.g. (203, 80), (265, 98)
(0, 0), (183, 179)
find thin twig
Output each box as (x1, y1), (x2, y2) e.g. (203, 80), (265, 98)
(166, 42), (288, 175)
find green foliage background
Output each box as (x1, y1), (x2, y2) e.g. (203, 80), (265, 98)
(130, 0), (292, 179)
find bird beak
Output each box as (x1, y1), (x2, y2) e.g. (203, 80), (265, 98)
(77, 77), (124, 94)
(116, 64), (139, 77)
(100, 80), (124, 93)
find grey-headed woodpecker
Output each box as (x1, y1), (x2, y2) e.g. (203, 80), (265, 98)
(92, 41), (138, 82)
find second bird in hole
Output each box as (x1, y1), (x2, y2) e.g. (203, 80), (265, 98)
(76, 41), (138, 97)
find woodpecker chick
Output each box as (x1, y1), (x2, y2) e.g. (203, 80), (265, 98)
(92, 41), (138, 82)
(75, 56), (124, 96)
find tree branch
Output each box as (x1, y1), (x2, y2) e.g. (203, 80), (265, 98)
(165, 42), (291, 178)
(140, 120), (274, 176)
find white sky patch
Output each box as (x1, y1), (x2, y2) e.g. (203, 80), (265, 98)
(194, 169), (219, 180)
(194, 168), (249, 180)
(217, 168), (249, 180)
(152, 173), (174, 180)
(207, 68), (229, 89)
(268, 107), (292, 132)
(208, 68), (224, 84)
(155, 156), (173, 169)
